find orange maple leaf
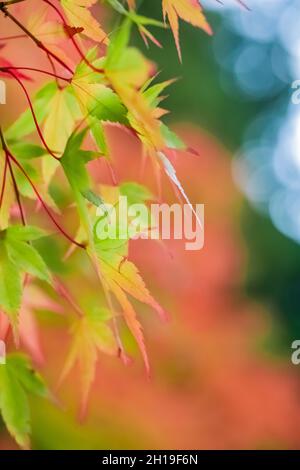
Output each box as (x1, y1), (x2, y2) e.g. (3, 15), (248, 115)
(162, 0), (212, 61)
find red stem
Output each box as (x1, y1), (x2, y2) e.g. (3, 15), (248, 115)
(6, 150), (26, 225)
(0, 66), (71, 82)
(5, 69), (60, 160)
(0, 127), (85, 249)
(46, 52), (63, 90)
(10, 155), (85, 248)
(0, 152), (8, 210)
(54, 278), (84, 317)
(0, 33), (26, 40)
(7, 151), (86, 249)
(1, 6), (74, 75)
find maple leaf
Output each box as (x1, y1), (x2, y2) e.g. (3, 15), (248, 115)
(98, 253), (163, 374)
(126, 78), (177, 151)
(3, 141), (60, 211)
(162, 0), (212, 61)
(60, 0), (108, 43)
(69, 46), (126, 157)
(18, 285), (62, 366)
(0, 353), (49, 449)
(6, 79), (82, 184)
(105, 20), (165, 151)
(27, 6), (65, 43)
(26, 6), (72, 71)
(42, 84), (82, 158)
(106, 0), (164, 48)
(0, 225), (51, 336)
(71, 47), (125, 121)
(59, 307), (118, 418)
(93, 185), (166, 374)
(0, 285), (63, 365)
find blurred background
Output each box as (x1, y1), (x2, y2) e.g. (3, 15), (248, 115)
(1, 0), (300, 450)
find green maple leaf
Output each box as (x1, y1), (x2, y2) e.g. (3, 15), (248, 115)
(0, 226), (50, 330)
(0, 354), (49, 449)
(5, 82), (57, 142)
(0, 242), (22, 324)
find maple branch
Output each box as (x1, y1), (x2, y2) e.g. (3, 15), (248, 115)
(0, 127), (86, 249)
(0, 0), (26, 6)
(1, 0), (26, 5)
(8, 151), (86, 249)
(0, 4), (74, 75)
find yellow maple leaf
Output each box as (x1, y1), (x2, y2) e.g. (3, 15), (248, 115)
(93, 185), (165, 373)
(70, 48), (106, 114)
(42, 86), (82, 184)
(106, 46), (165, 150)
(59, 310), (118, 418)
(60, 0), (108, 43)
(43, 86), (82, 158)
(118, 85), (165, 150)
(98, 251), (165, 375)
(162, 0), (212, 61)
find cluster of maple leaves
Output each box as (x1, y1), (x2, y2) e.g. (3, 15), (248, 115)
(0, 0), (243, 449)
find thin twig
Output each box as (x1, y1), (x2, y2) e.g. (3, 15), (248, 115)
(0, 5), (74, 75)
(0, 66), (71, 82)
(5, 69), (61, 160)
(0, 127), (86, 249)
(9, 151), (86, 249)
(1, 0), (26, 6)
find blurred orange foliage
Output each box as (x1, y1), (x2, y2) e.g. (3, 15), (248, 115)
(9, 124), (297, 451)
